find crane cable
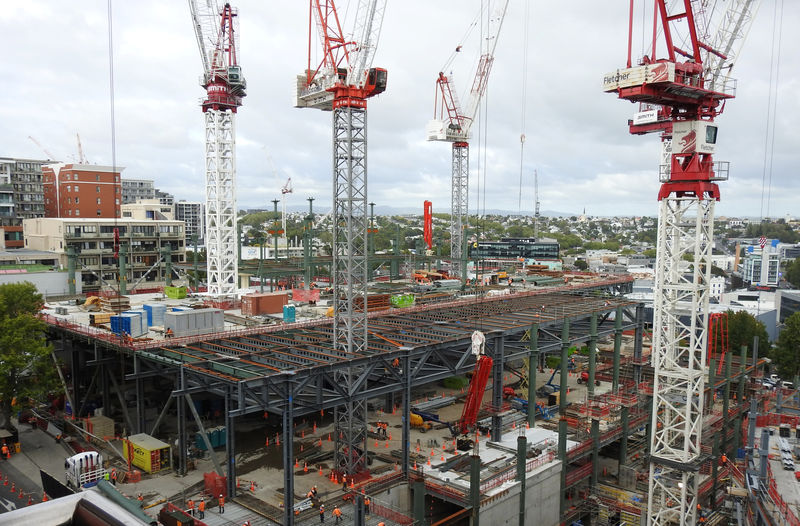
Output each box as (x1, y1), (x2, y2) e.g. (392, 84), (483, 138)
(517, 0), (529, 214)
(107, 0), (123, 325)
(759, 0), (784, 222)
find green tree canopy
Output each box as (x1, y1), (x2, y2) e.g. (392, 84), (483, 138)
(772, 312), (800, 379)
(709, 310), (769, 363)
(786, 257), (800, 287)
(0, 282), (59, 426)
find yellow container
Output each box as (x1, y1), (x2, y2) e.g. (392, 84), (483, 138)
(122, 433), (171, 473)
(14, 443), (20, 453)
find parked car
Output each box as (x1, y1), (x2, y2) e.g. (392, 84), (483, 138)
(782, 381), (794, 389)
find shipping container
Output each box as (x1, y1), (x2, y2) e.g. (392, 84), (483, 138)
(143, 304), (167, 327)
(241, 291), (288, 315)
(122, 433), (171, 473)
(164, 308), (223, 338)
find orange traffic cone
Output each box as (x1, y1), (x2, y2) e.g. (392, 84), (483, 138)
(304, 462), (308, 473)
(265, 437), (269, 446)
(301, 444), (304, 452)
(18, 488), (23, 499)
(441, 454), (445, 461)
(385, 441), (389, 449)
(427, 458), (431, 466)
(328, 433), (332, 441)
(237, 477), (241, 488)
(250, 481), (255, 492)
(414, 461), (418, 470)
(10, 482), (14, 492)
(27, 495), (32, 506)
(295, 458), (299, 468)
(42, 493), (48, 502)
(512, 421), (516, 429)
(319, 466), (323, 476)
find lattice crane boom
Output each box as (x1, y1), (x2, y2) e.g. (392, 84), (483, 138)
(603, 1), (759, 524)
(295, 0), (387, 490)
(188, 0), (246, 297)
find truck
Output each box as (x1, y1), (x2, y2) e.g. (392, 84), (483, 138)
(65, 451), (107, 490)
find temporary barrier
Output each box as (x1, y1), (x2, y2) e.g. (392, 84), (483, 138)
(122, 433), (171, 473)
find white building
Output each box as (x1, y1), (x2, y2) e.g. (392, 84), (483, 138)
(740, 240), (781, 288)
(175, 200), (205, 244)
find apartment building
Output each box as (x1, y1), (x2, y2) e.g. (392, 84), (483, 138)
(121, 178), (156, 204)
(175, 200), (205, 244)
(0, 157), (48, 225)
(43, 164), (122, 219)
(23, 217), (185, 292)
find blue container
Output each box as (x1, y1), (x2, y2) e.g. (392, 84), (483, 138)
(737, 448), (745, 459)
(283, 305), (296, 323)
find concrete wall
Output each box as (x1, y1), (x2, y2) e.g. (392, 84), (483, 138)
(0, 271), (81, 296)
(479, 461), (562, 526)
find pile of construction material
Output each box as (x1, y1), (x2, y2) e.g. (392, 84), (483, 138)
(241, 291), (288, 316)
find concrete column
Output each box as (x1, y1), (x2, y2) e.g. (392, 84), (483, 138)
(734, 415), (742, 454)
(517, 434), (527, 526)
(559, 320), (570, 416)
(470, 453), (481, 526)
(353, 494), (365, 526)
(711, 433), (719, 509)
(162, 244), (172, 287)
(192, 235), (199, 289)
(412, 479), (426, 526)
(391, 226), (400, 279)
(619, 405), (629, 468)
(528, 323), (538, 428)
(633, 304), (644, 386)
(747, 398), (757, 459)
(67, 246), (77, 295)
(491, 335), (504, 442)
(759, 429), (769, 482)
(708, 358), (717, 416)
(738, 345), (747, 403)
(588, 313), (597, 398)
(283, 384), (295, 526)
(272, 199), (280, 262)
(591, 419), (600, 486)
(612, 307), (622, 391)
(558, 417), (567, 520)
(118, 243), (127, 295)
(722, 355), (732, 454)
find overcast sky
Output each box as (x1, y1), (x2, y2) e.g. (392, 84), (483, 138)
(2, 1), (797, 218)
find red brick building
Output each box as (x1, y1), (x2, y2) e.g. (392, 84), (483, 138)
(43, 164), (123, 218)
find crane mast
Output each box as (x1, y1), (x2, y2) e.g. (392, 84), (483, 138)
(296, 0), (387, 484)
(534, 169), (540, 239)
(188, 0), (246, 297)
(426, 0), (509, 280)
(604, 1), (758, 524)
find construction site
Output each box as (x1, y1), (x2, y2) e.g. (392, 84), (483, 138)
(4, 1), (798, 526)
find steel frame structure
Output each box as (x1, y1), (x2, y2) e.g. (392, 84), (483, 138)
(47, 283), (639, 526)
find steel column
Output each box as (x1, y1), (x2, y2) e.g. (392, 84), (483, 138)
(620, 406), (629, 469)
(176, 372), (187, 476)
(613, 307), (622, 391)
(413, 478), (426, 525)
(134, 354), (144, 433)
(225, 387), (236, 498)
(517, 433), (527, 526)
(528, 323), (538, 428)
(470, 451), (481, 526)
(283, 383), (295, 526)
(491, 335), (504, 442)
(402, 353), (411, 476)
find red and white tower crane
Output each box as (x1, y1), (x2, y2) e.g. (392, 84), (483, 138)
(295, 0), (387, 478)
(426, 0), (509, 279)
(604, 1), (759, 524)
(188, 0), (246, 297)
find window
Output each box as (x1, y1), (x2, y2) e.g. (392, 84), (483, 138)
(96, 186), (100, 192)
(75, 197), (79, 204)
(68, 209), (72, 216)
(97, 198), (101, 204)
(82, 225), (96, 233)
(97, 210), (102, 216)
(75, 210), (80, 216)
(96, 175), (100, 181)
(67, 197), (71, 204)
(73, 174), (78, 180)
(115, 198), (119, 205)
(66, 185), (71, 192)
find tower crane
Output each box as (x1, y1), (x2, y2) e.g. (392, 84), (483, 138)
(188, 0), (246, 297)
(280, 177), (292, 242)
(603, 1), (759, 524)
(27, 136), (56, 161)
(295, 0), (387, 479)
(76, 133), (87, 164)
(533, 169), (540, 239)
(426, 0), (509, 279)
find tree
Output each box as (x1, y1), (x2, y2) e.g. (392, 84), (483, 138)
(574, 259), (589, 271)
(0, 282), (59, 427)
(786, 257), (800, 287)
(772, 313), (800, 379)
(726, 310), (769, 356)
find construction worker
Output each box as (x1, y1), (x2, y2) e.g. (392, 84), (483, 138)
(110, 468), (117, 485)
(187, 498), (194, 516)
(364, 495), (371, 515)
(341, 474), (348, 491)
(165, 327), (174, 338)
(377, 522), (386, 526)
(1, 443), (8, 460)
(319, 503), (325, 523)
(198, 498), (205, 519)
(104, 470), (110, 482)
(333, 505), (342, 524)
(218, 493), (225, 513)
(137, 493), (144, 507)
(721, 453), (728, 465)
